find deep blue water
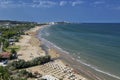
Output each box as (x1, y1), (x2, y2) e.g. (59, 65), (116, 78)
(39, 23), (120, 80)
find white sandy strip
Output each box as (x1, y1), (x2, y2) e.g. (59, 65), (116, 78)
(15, 26), (87, 80)
(15, 26), (46, 61)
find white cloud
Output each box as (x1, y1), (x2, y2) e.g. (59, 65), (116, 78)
(38, 1), (56, 8)
(93, 1), (105, 5)
(0, 0), (13, 8)
(91, 1), (105, 8)
(0, 0), (85, 8)
(71, 0), (84, 6)
(0, 0), (28, 8)
(32, 0), (57, 8)
(0, 0), (57, 8)
(60, 1), (67, 6)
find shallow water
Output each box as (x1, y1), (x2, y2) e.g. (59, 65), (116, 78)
(38, 23), (120, 80)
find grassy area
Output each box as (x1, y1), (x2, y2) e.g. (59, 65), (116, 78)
(4, 45), (20, 52)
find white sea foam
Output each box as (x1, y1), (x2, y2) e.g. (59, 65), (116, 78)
(76, 59), (120, 80)
(78, 56), (81, 59)
(40, 37), (120, 80)
(45, 32), (50, 36)
(38, 26), (120, 80)
(40, 38), (70, 55)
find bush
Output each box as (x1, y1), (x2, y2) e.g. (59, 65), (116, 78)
(11, 60), (28, 69)
(11, 55), (51, 69)
(11, 48), (16, 54)
(3, 40), (9, 48)
(10, 48), (17, 59)
(0, 66), (10, 80)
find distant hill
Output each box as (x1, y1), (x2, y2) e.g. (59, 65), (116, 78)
(0, 20), (37, 24)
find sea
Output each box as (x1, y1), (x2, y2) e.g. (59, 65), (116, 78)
(38, 23), (120, 80)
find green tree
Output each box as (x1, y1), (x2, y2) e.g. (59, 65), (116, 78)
(0, 66), (10, 80)
(11, 55), (51, 69)
(10, 48), (17, 59)
(3, 40), (9, 48)
(11, 48), (16, 54)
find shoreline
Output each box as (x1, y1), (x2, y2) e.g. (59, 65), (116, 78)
(36, 24), (120, 80)
(25, 25), (88, 80)
(36, 25), (103, 80)
(37, 25), (120, 80)
(16, 25), (88, 80)
(15, 26), (47, 61)
(15, 24), (111, 80)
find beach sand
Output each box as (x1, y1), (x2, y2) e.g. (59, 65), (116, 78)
(15, 26), (46, 61)
(15, 25), (88, 80)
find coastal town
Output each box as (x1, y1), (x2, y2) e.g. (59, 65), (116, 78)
(0, 20), (87, 80)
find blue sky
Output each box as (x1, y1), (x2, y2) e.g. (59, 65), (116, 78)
(0, 0), (120, 23)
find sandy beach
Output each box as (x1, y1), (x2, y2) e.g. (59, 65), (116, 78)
(15, 26), (46, 61)
(15, 25), (88, 80)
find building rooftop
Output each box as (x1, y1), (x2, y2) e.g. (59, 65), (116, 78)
(0, 52), (11, 59)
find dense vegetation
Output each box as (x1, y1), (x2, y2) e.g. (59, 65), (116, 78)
(0, 22), (36, 52)
(0, 55), (51, 80)
(0, 66), (38, 80)
(0, 66), (11, 80)
(0, 24), (35, 38)
(10, 48), (17, 59)
(11, 55), (51, 69)
(0, 20), (36, 24)
(0, 20), (50, 80)
(0, 50), (51, 80)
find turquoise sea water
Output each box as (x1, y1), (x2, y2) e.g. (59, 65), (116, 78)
(38, 23), (120, 80)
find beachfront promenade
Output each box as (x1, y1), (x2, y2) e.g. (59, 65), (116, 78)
(15, 25), (87, 80)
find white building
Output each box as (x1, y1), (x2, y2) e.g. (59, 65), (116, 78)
(49, 22), (55, 25)
(41, 75), (59, 80)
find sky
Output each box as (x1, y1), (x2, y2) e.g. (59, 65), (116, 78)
(0, 0), (120, 23)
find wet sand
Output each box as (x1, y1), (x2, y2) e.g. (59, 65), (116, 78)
(37, 26), (106, 80)
(16, 25), (103, 80)
(16, 25), (87, 80)
(44, 46), (105, 80)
